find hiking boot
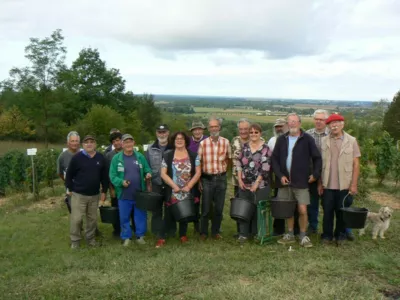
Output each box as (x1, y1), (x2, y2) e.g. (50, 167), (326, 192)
(300, 236), (313, 248)
(213, 234), (223, 240)
(180, 236), (189, 244)
(123, 239), (131, 247)
(346, 232), (355, 241)
(155, 239), (166, 248)
(71, 242), (80, 249)
(277, 234), (296, 245)
(136, 237), (146, 245)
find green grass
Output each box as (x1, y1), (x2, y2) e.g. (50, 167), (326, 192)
(0, 185), (399, 299)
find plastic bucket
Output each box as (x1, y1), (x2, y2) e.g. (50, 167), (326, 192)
(170, 194), (196, 222)
(270, 198), (297, 219)
(230, 197), (256, 222)
(99, 206), (119, 224)
(341, 207), (368, 229)
(136, 191), (163, 211)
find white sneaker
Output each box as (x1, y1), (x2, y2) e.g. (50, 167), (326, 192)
(123, 239), (131, 247)
(277, 234), (296, 245)
(300, 236), (313, 248)
(136, 237), (146, 245)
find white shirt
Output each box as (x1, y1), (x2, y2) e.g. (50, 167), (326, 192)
(267, 137), (277, 152)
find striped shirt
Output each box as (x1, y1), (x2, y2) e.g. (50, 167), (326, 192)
(198, 136), (231, 174)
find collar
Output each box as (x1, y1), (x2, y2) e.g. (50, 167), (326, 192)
(311, 127), (330, 135)
(330, 134), (344, 140)
(82, 150), (96, 158)
(151, 139), (172, 150)
(192, 135), (204, 143)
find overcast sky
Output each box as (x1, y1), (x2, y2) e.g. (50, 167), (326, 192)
(1, 0), (400, 101)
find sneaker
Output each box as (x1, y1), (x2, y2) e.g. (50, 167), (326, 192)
(71, 242), (80, 249)
(136, 237), (146, 245)
(346, 232), (355, 241)
(300, 236), (313, 248)
(180, 236), (189, 243)
(155, 239), (166, 248)
(277, 234), (296, 245)
(123, 239), (131, 247)
(237, 236), (248, 245)
(213, 234), (223, 240)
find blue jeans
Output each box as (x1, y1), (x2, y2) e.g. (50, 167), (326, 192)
(321, 190), (353, 241)
(307, 181), (320, 231)
(118, 200), (147, 240)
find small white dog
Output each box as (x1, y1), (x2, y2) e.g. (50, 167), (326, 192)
(359, 206), (394, 239)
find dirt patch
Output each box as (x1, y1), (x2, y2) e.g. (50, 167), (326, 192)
(28, 197), (61, 211)
(370, 191), (400, 210)
(0, 197), (8, 207)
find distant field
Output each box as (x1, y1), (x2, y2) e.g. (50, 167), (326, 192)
(188, 112), (313, 123)
(193, 107), (264, 113)
(0, 141), (65, 155)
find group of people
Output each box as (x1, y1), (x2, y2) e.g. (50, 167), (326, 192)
(58, 109), (360, 249)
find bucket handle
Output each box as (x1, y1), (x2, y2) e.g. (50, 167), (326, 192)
(341, 193), (351, 209)
(146, 178), (152, 192)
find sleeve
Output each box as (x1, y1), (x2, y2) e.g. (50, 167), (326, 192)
(56, 153), (63, 175)
(65, 156), (76, 191)
(142, 154), (152, 175)
(145, 150), (151, 166)
(310, 136), (322, 179)
(260, 145), (272, 180)
(195, 155), (200, 167)
(109, 155), (123, 187)
(271, 138), (283, 179)
(100, 156), (109, 193)
(197, 142), (203, 161)
(353, 140), (361, 158)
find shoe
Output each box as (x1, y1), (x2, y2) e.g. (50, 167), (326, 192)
(123, 239), (131, 247)
(346, 232), (355, 241)
(87, 240), (99, 247)
(336, 239), (345, 247)
(136, 237), (146, 245)
(200, 234), (207, 241)
(321, 239), (332, 246)
(213, 234), (223, 240)
(307, 228), (318, 235)
(71, 242), (80, 249)
(300, 236), (313, 248)
(180, 236), (189, 243)
(237, 236), (248, 245)
(277, 234), (296, 245)
(155, 239), (166, 248)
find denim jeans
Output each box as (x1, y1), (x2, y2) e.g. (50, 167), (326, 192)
(118, 200), (147, 240)
(321, 189), (353, 240)
(307, 181), (320, 231)
(200, 174), (227, 236)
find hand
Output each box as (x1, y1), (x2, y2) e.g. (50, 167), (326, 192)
(198, 181), (203, 192)
(308, 175), (316, 183)
(110, 190), (115, 198)
(249, 182), (259, 193)
(181, 185), (191, 193)
(281, 176), (289, 185)
(349, 184), (358, 195)
(122, 180), (130, 188)
(100, 193), (106, 202)
(145, 173), (152, 180)
(67, 191), (72, 196)
(238, 180), (247, 191)
(173, 185), (181, 193)
(318, 184), (324, 196)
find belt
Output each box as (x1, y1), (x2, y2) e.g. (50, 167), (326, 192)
(201, 172), (227, 180)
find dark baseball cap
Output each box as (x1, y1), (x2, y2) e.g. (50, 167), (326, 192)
(82, 135), (96, 142)
(156, 124), (169, 131)
(122, 134), (134, 141)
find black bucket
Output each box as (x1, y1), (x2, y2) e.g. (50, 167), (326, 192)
(170, 194), (196, 222)
(230, 197), (256, 222)
(136, 191), (163, 211)
(270, 198), (297, 219)
(341, 207), (368, 229)
(99, 206), (119, 224)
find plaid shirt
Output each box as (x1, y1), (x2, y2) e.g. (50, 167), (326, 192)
(306, 127), (330, 152)
(198, 136), (231, 174)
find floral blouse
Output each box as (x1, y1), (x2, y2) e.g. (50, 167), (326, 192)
(161, 156), (200, 206)
(236, 143), (272, 189)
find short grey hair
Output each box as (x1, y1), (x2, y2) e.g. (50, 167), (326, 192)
(67, 131), (80, 143)
(313, 109), (329, 119)
(237, 118), (250, 128)
(208, 116), (221, 126)
(286, 112), (301, 123)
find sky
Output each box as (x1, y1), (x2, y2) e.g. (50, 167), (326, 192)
(1, 0), (400, 101)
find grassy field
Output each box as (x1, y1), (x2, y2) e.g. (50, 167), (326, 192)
(0, 183), (399, 299)
(0, 141), (65, 155)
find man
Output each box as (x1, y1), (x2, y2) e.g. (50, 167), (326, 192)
(319, 114), (361, 246)
(65, 135), (108, 249)
(267, 119), (288, 236)
(188, 120), (208, 233)
(272, 113), (321, 248)
(198, 117), (231, 239)
(109, 134), (152, 246)
(145, 124), (173, 237)
(104, 128), (120, 155)
(306, 110), (330, 234)
(231, 118), (250, 237)
(57, 131), (80, 213)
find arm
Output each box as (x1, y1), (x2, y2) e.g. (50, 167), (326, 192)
(350, 157), (360, 194)
(109, 156), (124, 187)
(310, 137), (322, 180)
(141, 153), (152, 179)
(187, 165), (201, 189)
(225, 140), (232, 172)
(160, 166), (180, 192)
(271, 139), (283, 180)
(236, 149), (247, 190)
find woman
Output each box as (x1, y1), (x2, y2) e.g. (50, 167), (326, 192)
(156, 131), (201, 248)
(236, 123), (272, 243)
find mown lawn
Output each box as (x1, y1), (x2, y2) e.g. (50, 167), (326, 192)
(0, 186), (399, 300)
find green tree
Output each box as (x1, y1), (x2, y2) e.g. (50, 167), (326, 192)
(0, 106), (36, 139)
(391, 149), (400, 186)
(0, 29), (67, 147)
(374, 131), (394, 185)
(137, 94), (162, 133)
(383, 91), (400, 141)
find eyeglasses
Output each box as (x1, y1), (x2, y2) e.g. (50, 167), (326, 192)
(175, 138), (185, 141)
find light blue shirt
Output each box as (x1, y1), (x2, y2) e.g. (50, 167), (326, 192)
(286, 136), (299, 174)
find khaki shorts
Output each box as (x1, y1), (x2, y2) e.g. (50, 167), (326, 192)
(277, 187), (310, 205)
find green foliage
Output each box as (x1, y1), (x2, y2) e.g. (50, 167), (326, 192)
(383, 91), (400, 141)
(391, 149), (400, 186)
(137, 94), (162, 133)
(374, 131), (394, 185)
(0, 106), (36, 139)
(123, 110), (146, 145)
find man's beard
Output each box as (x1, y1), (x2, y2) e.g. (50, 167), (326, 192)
(210, 131), (220, 137)
(158, 137), (168, 143)
(289, 128), (299, 135)
(274, 130), (284, 138)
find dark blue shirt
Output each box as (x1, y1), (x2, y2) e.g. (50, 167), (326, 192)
(121, 154), (141, 200)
